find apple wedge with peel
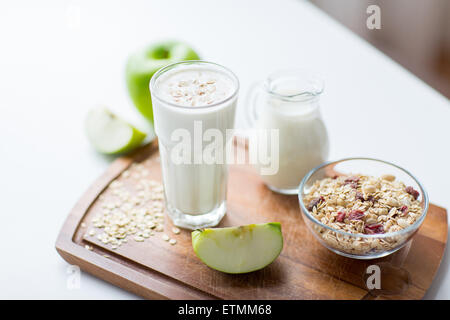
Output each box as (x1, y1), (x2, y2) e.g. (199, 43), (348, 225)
(85, 107), (147, 155)
(192, 223), (283, 274)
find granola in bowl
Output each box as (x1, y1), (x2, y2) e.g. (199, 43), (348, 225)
(304, 174), (423, 236)
(299, 158), (428, 259)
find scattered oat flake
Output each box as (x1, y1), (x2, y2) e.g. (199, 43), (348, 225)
(86, 168), (169, 249)
(169, 239), (177, 245)
(172, 227), (180, 234)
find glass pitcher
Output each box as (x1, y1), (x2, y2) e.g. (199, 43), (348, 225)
(246, 69), (329, 195)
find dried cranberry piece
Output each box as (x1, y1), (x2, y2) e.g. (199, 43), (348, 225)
(364, 223), (384, 234)
(307, 196), (325, 211)
(400, 205), (409, 216)
(405, 186), (419, 200)
(355, 192), (365, 201)
(345, 176), (360, 183)
(348, 182), (358, 189)
(344, 176), (359, 189)
(336, 211), (346, 222)
(348, 210), (365, 220)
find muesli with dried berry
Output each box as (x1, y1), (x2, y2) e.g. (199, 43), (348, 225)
(303, 174), (423, 254)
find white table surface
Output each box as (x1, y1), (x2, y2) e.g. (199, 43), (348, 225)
(1, 0), (449, 299)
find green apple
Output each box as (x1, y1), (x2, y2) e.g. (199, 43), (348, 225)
(85, 107), (146, 155)
(126, 41), (200, 123)
(192, 223), (283, 274)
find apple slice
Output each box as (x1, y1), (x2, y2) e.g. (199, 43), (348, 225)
(85, 107), (146, 154)
(192, 223), (283, 274)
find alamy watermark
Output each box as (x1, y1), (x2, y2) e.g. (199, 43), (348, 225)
(366, 5), (381, 30)
(169, 121), (280, 175)
(365, 264), (381, 290)
(364, 263), (411, 296)
(66, 265), (81, 290)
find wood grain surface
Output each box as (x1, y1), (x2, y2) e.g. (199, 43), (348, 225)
(56, 139), (448, 299)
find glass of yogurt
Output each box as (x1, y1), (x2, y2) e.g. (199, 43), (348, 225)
(247, 69), (329, 195)
(150, 61), (239, 229)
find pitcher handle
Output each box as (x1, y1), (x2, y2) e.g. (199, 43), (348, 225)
(245, 82), (263, 128)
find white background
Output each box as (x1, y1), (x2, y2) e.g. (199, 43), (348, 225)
(0, 0), (449, 299)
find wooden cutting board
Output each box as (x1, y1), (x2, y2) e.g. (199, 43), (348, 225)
(56, 139), (447, 299)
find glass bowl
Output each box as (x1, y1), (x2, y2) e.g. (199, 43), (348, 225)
(298, 158), (428, 260)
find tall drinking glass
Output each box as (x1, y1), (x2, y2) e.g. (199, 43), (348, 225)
(150, 61), (239, 229)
